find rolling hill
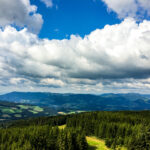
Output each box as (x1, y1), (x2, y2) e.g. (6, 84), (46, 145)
(0, 101), (56, 121)
(0, 92), (150, 113)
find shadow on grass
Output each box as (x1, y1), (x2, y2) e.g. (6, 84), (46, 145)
(88, 145), (97, 150)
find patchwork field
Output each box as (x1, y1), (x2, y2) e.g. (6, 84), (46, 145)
(0, 101), (56, 121)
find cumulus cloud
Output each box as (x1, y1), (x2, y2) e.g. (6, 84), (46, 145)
(102, 0), (150, 19)
(40, 0), (53, 8)
(0, 0), (43, 33)
(40, 78), (65, 87)
(1, 18), (150, 93)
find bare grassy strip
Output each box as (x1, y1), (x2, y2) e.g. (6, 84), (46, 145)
(86, 136), (110, 150)
(86, 136), (127, 150)
(58, 125), (66, 130)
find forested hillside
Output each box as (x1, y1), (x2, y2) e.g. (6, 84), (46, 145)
(1, 92), (150, 112)
(1, 111), (150, 149)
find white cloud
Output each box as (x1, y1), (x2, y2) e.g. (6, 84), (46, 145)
(1, 18), (150, 93)
(40, 0), (53, 8)
(0, 0), (43, 33)
(10, 78), (24, 85)
(102, 0), (150, 19)
(40, 78), (65, 87)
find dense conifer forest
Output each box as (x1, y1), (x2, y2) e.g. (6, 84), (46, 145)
(1, 111), (150, 149)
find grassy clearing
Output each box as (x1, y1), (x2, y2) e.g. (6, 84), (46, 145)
(58, 125), (66, 130)
(14, 109), (22, 113)
(32, 106), (43, 112)
(87, 136), (127, 150)
(87, 136), (110, 150)
(29, 110), (39, 114)
(1, 108), (15, 114)
(1, 107), (23, 114)
(14, 114), (22, 118)
(18, 105), (30, 109)
(18, 105), (43, 113)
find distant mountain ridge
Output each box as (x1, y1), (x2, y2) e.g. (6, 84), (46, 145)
(0, 92), (150, 112)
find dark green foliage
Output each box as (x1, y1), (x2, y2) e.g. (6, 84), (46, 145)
(0, 125), (87, 150)
(8, 115), (69, 128)
(1, 111), (150, 149)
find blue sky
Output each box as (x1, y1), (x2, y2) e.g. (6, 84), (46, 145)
(31, 0), (120, 39)
(1, 0), (150, 94)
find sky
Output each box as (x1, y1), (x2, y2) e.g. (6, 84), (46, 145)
(0, 0), (150, 94)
